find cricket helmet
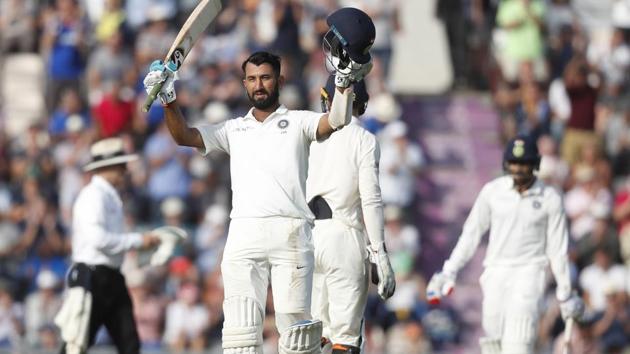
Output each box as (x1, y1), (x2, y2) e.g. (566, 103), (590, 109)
(503, 135), (541, 170)
(323, 8), (375, 76)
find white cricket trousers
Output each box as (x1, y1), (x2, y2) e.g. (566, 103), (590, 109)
(480, 264), (546, 354)
(311, 219), (368, 348)
(221, 217), (315, 334)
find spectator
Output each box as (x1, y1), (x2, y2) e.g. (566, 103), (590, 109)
(144, 123), (192, 213)
(0, 0), (37, 53)
(92, 78), (136, 138)
(163, 282), (209, 352)
(86, 30), (135, 105)
(0, 280), (23, 349)
(127, 269), (167, 351)
(495, 0), (547, 83)
(578, 247), (627, 313)
(48, 87), (90, 138)
(559, 56), (601, 165)
(564, 165), (612, 241)
(40, 0), (89, 110)
(379, 121), (425, 210)
(23, 269), (62, 347)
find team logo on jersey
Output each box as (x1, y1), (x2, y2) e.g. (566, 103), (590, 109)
(532, 200), (541, 209)
(278, 119), (289, 129)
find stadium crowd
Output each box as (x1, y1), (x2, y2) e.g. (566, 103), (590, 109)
(0, 0), (628, 353)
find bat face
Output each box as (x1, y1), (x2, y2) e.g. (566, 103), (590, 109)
(165, 0), (223, 69)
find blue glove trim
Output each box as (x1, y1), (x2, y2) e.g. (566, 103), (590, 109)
(149, 60), (165, 72)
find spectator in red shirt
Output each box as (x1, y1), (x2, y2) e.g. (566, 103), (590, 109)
(92, 78), (135, 138)
(559, 56), (601, 166)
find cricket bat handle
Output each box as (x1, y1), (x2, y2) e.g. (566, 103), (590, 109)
(142, 81), (164, 113)
(562, 317), (574, 354)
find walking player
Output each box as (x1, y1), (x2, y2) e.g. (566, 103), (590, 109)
(307, 76), (395, 354)
(427, 136), (584, 354)
(143, 9), (375, 352)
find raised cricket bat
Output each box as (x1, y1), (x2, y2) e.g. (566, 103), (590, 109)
(562, 318), (573, 354)
(142, 0), (223, 112)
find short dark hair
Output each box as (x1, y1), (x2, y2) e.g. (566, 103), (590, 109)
(241, 51), (281, 77)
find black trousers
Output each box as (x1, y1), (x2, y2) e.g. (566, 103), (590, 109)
(60, 263), (140, 354)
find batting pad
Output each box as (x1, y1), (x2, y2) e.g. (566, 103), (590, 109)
(479, 337), (501, 354)
(222, 296), (264, 352)
(278, 320), (323, 354)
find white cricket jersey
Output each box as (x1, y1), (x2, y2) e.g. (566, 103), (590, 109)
(71, 175), (143, 268)
(443, 176), (572, 301)
(196, 105), (321, 221)
(306, 118), (384, 245)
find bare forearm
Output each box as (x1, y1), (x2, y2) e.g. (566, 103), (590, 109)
(164, 101), (203, 148)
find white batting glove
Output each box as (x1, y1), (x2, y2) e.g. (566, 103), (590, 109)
(143, 60), (178, 105)
(427, 271), (456, 305)
(368, 242), (396, 300)
(559, 293), (584, 321)
(334, 60), (373, 89)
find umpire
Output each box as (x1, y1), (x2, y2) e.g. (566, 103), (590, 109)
(56, 137), (160, 354)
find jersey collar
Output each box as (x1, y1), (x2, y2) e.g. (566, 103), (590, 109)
(244, 105), (289, 122)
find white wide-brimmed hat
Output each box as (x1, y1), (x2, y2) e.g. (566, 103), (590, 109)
(84, 137), (138, 172)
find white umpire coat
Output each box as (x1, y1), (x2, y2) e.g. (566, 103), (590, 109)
(71, 175), (143, 269)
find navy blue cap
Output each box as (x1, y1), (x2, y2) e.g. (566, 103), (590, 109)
(324, 75), (369, 105)
(326, 7), (375, 64)
(503, 135), (540, 165)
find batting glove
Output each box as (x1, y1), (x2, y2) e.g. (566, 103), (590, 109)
(426, 271), (456, 305)
(559, 293), (584, 321)
(368, 242), (396, 300)
(143, 60), (179, 105)
(334, 60), (373, 89)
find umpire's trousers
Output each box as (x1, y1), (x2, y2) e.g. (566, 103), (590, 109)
(60, 263), (140, 354)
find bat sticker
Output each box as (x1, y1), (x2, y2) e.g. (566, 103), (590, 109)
(171, 48), (185, 69)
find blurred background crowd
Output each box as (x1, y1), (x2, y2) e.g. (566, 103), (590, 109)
(0, 0), (629, 353)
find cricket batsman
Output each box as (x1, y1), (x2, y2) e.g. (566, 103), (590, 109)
(307, 75), (396, 354)
(427, 136), (584, 354)
(142, 7), (376, 354)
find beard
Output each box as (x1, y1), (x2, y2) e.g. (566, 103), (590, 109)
(248, 83), (280, 110)
(511, 172), (536, 188)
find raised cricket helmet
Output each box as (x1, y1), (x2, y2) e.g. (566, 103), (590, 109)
(503, 135), (541, 170)
(323, 7), (375, 75)
(320, 75), (369, 115)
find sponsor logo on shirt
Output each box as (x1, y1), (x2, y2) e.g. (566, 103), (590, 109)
(278, 119), (289, 129)
(532, 200), (541, 209)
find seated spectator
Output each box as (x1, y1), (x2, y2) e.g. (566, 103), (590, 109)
(379, 121), (425, 210)
(0, 279), (22, 349)
(144, 123), (192, 214)
(127, 269), (167, 350)
(163, 282), (209, 352)
(92, 79), (135, 138)
(564, 166), (612, 241)
(48, 88), (90, 138)
(23, 269), (62, 347)
(513, 81), (551, 141)
(538, 135), (570, 189)
(579, 248), (627, 313)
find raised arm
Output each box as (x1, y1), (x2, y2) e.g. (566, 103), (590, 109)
(316, 86), (354, 139)
(163, 101), (204, 149)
